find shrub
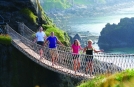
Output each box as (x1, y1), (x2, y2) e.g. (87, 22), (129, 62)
(77, 69), (134, 87)
(21, 8), (37, 24)
(0, 34), (11, 45)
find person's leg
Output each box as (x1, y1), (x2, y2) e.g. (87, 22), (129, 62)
(90, 62), (93, 76)
(73, 54), (78, 73)
(85, 58), (89, 74)
(89, 62), (93, 76)
(39, 48), (43, 59)
(89, 57), (93, 76)
(52, 56), (55, 66)
(37, 42), (44, 59)
(86, 61), (90, 74)
(54, 49), (58, 65)
(77, 58), (80, 72)
(73, 59), (77, 73)
(50, 49), (54, 66)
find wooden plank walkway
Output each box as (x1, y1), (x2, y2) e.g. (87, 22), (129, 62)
(12, 39), (94, 79)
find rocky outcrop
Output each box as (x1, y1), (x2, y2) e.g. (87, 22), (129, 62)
(0, 44), (12, 87)
(73, 34), (82, 43)
(0, 0), (76, 87)
(69, 35), (73, 44)
(98, 17), (134, 50)
(0, 0), (37, 30)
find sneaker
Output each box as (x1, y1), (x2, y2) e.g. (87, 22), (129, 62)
(90, 74), (94, 77)
(77, 70), (80, 72)
(55, 62), (58, 65)
(40, 56), (43, 59)
(74, 71), (76, 74)
(52, 63), (54, 66)
(85, 72), (88, 75)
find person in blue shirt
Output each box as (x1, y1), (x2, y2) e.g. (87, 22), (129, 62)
(44, 32), (64, 66)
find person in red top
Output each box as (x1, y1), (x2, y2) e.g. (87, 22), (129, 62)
(71, 39), (83, 74)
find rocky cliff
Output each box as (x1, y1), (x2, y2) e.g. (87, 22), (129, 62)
(0, 0), (78, 87)
(98, 17), (134, 50)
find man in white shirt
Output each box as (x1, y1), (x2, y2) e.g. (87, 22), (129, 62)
(34, 26), (46, 45)
(34, 26), (46, 59)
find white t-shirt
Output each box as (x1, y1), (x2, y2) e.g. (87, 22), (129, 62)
(36, 31), (46, 41)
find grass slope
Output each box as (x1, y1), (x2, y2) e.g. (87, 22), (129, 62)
(0, 34), (11, 45)
(77, 69), (134, 87)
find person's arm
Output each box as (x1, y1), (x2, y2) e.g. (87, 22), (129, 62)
(44, 37), (48, 46)
(71, 45), (74, 53)
(34, 33), (37, 43)
(56, 36), (64, 46)
(44, 36), (47, 40)
(43, 32), (47, 40)
(44, 40), (48, 46)
(80, 46), (83, 50)
(57, 40), (64, 46)
(83, 47), (86, 53)
(93, 47), (104, 53)
(34, 37), (37, 43)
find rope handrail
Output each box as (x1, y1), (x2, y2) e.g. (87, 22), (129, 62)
(18, 23), (134, 56)
(17, 23), (134, 71)
(18, 22), (72, 52)
(6, 23), (134, 79)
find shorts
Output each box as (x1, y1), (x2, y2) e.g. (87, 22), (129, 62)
(72, 54), (79, 59)
(49, 48), (58, 58)
(37, 41), (44, 46)
(86, 55), (93, 62)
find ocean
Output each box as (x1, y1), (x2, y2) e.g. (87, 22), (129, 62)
(44, 2), (134, 53)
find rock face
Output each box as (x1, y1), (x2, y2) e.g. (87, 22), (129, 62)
(98, 17), (134, 50)
(73, 34), (82, 43)
(0, 44), (12, 87)
(70, 33), (86, 47)
(0, 0), (38, 30)
(69, 35), (73, 44)
(0, 0), (78, 87)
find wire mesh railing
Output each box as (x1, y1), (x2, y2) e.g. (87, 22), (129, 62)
(18, 22), (72, 52)
(6, 23), (134, 79)
(18, 23), (134, 72)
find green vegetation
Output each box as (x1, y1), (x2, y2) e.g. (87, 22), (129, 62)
(77, 69), (134, 87)
(36, 0), (54, 25)
(36, 0), (53, 25)
(0, 34), (11, 45)
(21, 8), (38, 24)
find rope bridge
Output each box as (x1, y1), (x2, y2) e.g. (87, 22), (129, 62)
(6, 23), (134, 79)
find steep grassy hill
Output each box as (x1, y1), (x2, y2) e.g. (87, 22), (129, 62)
(77, 69), (134, 87)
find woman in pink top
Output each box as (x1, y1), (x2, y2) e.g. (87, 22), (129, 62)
(71, 39), (83, 74)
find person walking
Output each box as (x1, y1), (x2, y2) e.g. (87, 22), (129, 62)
(71, 39), (83, 74)
(34, 26), (47, 59)
(83, 39), (103, 76)
(44, 32), (64, 66)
